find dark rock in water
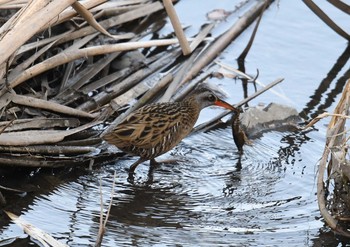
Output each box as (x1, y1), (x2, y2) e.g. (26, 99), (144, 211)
(231, 103), (302, 152)
(240, 103), (302, 138)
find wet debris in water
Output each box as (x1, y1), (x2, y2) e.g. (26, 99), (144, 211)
(206, 9), (233, 21)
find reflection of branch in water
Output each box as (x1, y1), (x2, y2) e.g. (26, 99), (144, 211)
(313, 68), (350, 119)
(276, 130), (312, 167)
(238, 58), (249, 107)
(300, 44), (350, 120)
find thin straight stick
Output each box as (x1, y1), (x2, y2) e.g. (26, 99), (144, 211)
(162, 0), (191, 55)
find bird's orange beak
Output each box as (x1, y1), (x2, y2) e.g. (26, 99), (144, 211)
(214, 99), (236, 111)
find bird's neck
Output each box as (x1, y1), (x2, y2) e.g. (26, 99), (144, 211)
(183, 96), (201, 122)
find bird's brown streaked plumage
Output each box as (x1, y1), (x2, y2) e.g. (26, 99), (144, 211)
(103, 87), (236, 174)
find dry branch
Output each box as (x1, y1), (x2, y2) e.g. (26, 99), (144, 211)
(0, 121), (101, 146)
(1, 38), (185, 97)
(11, 93), (95, 118)
(0, 145), (98, 155)
(0, 118), (79, 131)
(0, 0), (76, 67)
(327, 0), (350, 14)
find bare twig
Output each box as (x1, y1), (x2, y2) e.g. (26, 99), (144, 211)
(11, 93), (95, 118)
(72, 1), (123, 40)
(0, 121), (102, 146)
(95, 171), (117, 247)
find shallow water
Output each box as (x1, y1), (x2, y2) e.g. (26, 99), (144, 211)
(1, 0), (350, 246)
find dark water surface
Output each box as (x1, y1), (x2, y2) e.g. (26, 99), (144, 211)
(1, 0), (350, 246)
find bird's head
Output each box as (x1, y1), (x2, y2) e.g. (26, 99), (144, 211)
(189, 87), (236, 111)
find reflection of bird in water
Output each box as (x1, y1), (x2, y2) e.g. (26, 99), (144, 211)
(231, 108), (251, 154)
(104, 87), (236, 177)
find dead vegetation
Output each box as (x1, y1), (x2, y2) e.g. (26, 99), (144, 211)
(0, 1), (277, 244)
(0, 0), (275, 169)
(307, 79), (350, 238)
(303, 0), (350, 238)
(0, 0), (349, 245)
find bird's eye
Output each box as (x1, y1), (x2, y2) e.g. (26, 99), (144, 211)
(208, 94), (216, 102)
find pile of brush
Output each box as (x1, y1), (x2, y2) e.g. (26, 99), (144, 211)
(0, 0), (276, 169)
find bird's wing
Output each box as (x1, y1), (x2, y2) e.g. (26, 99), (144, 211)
(105, 103), (189, 149)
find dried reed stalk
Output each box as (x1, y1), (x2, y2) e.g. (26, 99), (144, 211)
(162, 0), (191, 55)
(310, 79), (350, 237)
(95, 171), (117, 247)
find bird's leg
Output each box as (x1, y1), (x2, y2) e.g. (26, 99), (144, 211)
(128, 158), (147, 183)
(150, 159), (159, 166)
(129, 158), (146, 173)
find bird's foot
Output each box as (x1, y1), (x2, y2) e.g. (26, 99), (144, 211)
(127, 170), (135, 184)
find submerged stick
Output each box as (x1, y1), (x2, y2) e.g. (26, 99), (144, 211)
(5, 211), (68, 247)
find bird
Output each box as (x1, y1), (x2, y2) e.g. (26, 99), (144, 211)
(103, 86), (236, 176)
(231, 107), (251, 154)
